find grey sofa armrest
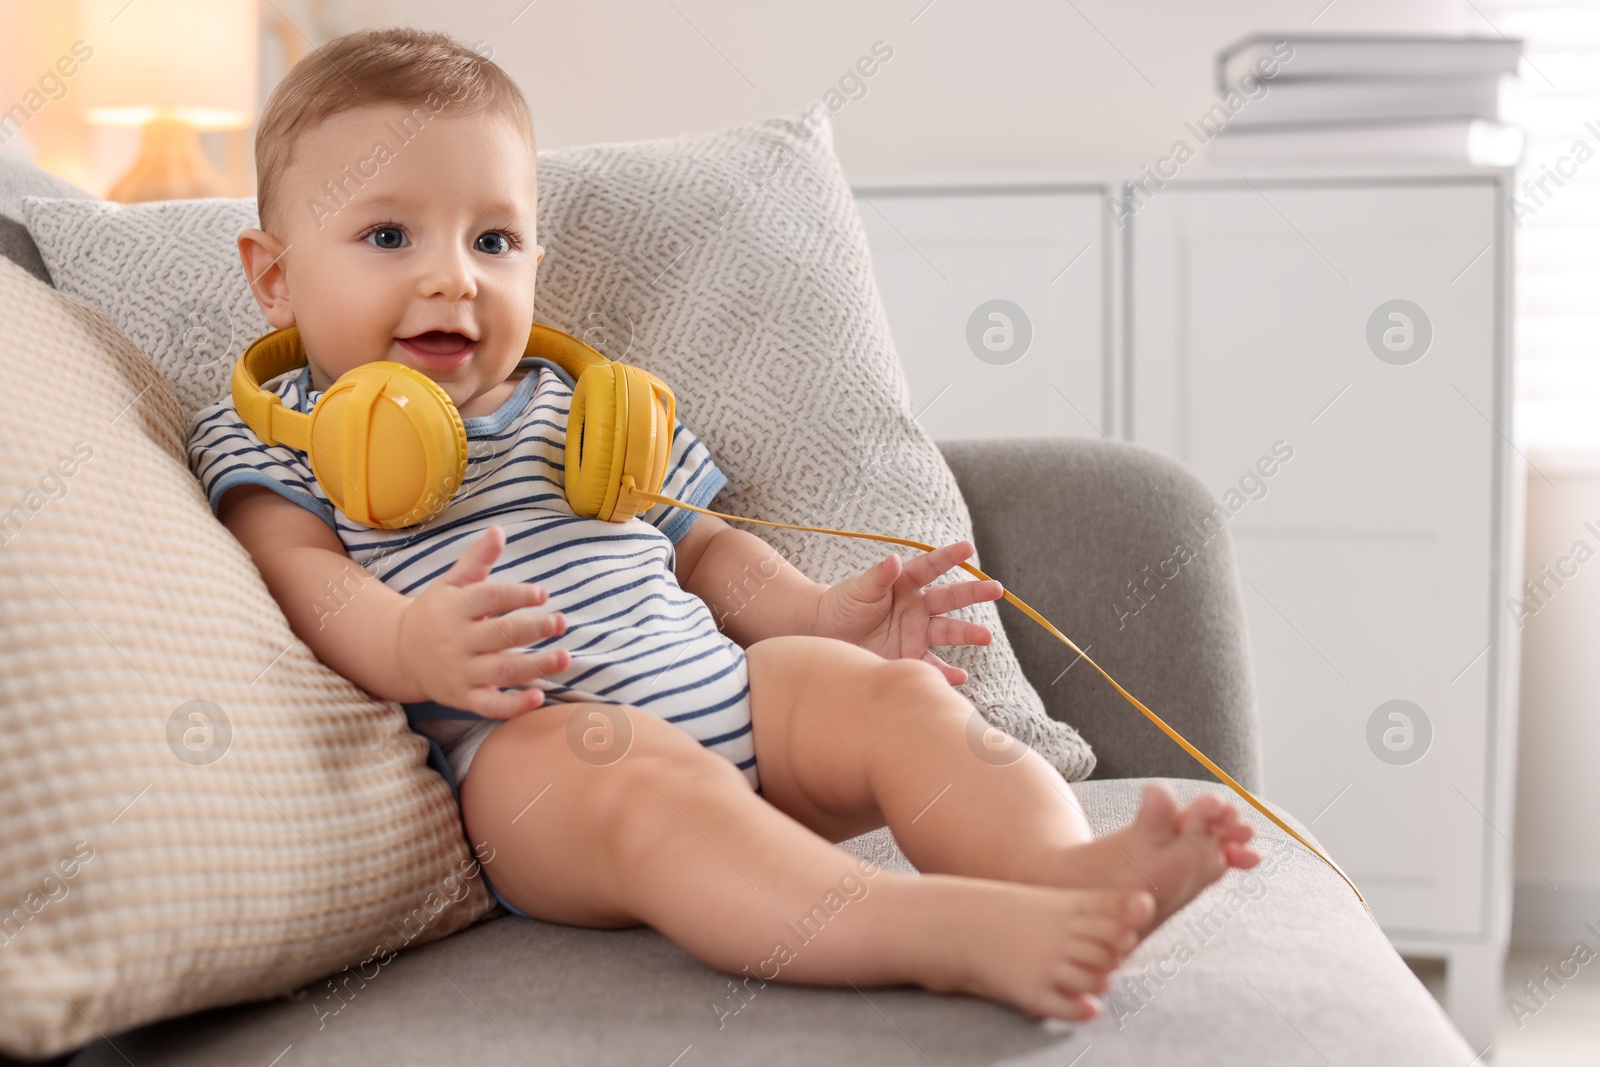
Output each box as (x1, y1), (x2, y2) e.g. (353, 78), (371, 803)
(936, 436), (1263, 792)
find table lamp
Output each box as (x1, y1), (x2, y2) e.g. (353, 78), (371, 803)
(75, 0), (259, 202)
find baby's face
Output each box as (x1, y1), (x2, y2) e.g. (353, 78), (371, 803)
(241, 104), (542, 418)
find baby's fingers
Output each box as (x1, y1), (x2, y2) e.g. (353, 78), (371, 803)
(922, 577), (1004, 617)
(470, 646), (570, 692)
(468, 606), (566, 654)
(461, 682), (548, 720)
(921, 650), (969, 686)
(927, 614), (992, 650)
(900, 539), (975, 587)
(443, 526), (506, 588)
(450, 580), (551, 622)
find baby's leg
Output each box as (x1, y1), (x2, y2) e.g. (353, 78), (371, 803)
(458, 700), (1154, 1021)
(743, 636), (1260, 930)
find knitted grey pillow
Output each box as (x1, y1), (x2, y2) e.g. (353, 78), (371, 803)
(23, 109), (1096, 781)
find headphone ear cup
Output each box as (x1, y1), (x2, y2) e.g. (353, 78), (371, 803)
(628, 366), (674, 514)
(602, 365), (666, 524)
(564, 362), (676, 523)
(308, 362), (467, 529)
(565, 363), (624, 520)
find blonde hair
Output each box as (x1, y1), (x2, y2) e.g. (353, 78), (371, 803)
(254, 27), (534, 228)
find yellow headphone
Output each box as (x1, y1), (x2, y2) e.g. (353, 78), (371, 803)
(231, 322), (676, 530)
(232, 323), (1370, 915)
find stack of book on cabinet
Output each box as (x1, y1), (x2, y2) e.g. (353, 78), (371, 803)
(1208, 34), (1525, 166)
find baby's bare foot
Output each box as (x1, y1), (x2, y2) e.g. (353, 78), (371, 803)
(917, 879), (1155, 1023)
(1051, 781), (1260, 933)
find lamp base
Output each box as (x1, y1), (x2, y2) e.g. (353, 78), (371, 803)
(107, 117), (226, 203)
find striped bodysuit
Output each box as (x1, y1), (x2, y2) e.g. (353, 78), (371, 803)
(187, 355), (757, 801)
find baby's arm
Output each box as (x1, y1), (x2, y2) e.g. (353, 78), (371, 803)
(676, 515), (827, 646)
(218, 487), (563, 716)
(219, 485), (416, 698)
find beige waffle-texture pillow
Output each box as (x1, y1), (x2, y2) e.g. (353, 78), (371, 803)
(23, 109), (1095, 783)
(0, 256), (493, 1060)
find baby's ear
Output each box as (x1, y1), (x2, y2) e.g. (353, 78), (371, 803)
(238, 228), (295, 329)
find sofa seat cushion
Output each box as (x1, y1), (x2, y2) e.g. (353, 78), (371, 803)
(58, 778), (1471, 1067)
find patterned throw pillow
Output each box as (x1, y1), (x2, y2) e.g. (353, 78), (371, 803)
(24, 195), (265, 423)
(0, 256), (494, 1059)
(23, 109), (1095, 781)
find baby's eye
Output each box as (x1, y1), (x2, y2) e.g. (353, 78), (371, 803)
(475, 231), (512, 255)
(364, 226), (407, 250)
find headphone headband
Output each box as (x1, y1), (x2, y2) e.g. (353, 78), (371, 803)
(231, 328), (313, 451)
(232, 322), (619, 436)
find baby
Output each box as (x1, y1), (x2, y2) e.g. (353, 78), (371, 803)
(188, 27), (1258, 1024)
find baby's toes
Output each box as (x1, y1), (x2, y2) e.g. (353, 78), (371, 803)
(1135, 781), (1183, 835)
(1064, 992), (1102, 1020)
(1224, 843), (1261, 869)
(1208, 795), (1251, 828)
(1017, 990), (1098, 1025)
(1052, 958), (1114, 996)
(1184, 814), (1234, 876)
(1184, 793), (1227, 830)
(1180, 797), (1227, 842)
(1072, 888), (1156, 930)
(1204, 798), (1238, 824)
(1044, 991), (1102, 1022)
(1061, 932), (1124, 973)
(1118, 889), (1156, 929)
(1071, 915), (1142, 958)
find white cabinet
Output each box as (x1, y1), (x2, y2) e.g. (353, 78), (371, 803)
(851, 184), (1112, 439)
(1127, 173), (1521, 1048)
(855, 168), (1521, 1048)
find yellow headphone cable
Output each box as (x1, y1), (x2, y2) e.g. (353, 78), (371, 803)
(624, 476), (1370, 914)
(230, 323), (1369, 915)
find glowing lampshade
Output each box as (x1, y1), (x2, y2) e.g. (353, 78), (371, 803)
(74, 0), (259, 201)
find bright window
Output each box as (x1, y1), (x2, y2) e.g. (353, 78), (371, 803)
(1479, 1), (1600, 450)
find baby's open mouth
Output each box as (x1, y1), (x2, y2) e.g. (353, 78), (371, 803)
(403, 330), (473, 355)
(398, 331), (476, 368)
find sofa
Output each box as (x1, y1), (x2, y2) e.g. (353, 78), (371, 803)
(0, 142), (1475, 1065)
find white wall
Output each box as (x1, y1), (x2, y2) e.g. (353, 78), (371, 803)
(1510, 455), (1600, 941)
(314, 0), (1471, 178)
(3, 0), (1479, 190)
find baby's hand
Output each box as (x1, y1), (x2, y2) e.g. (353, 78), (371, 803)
(396, 525), (569, 718)
(813, 539), (1004, 686)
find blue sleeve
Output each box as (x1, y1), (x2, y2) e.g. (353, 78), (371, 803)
(637, 411), (728, 544)
(186, 401), (339, 533)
